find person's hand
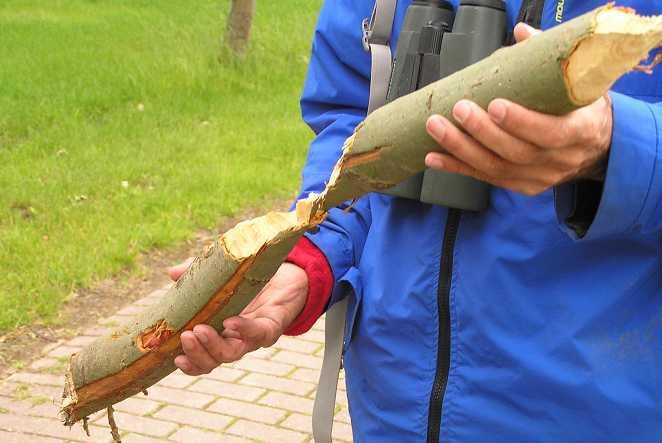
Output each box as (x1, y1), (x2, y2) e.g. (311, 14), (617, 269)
(168, 259), (308, 375)
(424, 22), (613, 196)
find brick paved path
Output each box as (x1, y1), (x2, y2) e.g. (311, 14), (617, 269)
(0, 287), (352, 442)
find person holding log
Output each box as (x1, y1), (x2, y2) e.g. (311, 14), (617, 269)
(170, 0), (662, 441)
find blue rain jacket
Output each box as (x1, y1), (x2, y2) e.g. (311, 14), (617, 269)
(298, 1), (662, 441)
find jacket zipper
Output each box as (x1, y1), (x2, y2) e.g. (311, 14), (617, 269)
(425, 3), (544, 439)
(426, 208), (461, 443)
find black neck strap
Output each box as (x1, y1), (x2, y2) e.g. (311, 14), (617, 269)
(506, 0), (545, 45)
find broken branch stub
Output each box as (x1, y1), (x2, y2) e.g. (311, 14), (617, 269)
(61, 4), (662, 430)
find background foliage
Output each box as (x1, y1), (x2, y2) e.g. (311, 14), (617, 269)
(0, 0), (321, 330)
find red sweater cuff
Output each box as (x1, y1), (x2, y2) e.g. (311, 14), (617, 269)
(283, 237), (333, 336)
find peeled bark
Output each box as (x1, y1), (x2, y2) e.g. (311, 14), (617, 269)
(61, 4), (662, 430)
(226, 0), (256, 55)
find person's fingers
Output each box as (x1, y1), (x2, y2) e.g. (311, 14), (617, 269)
(192, 324), (248, 362)
(427, 114), (512, 179)
(487, 99), (588, 150)
(168, 257), (195, 281)
(451, 100), (544, 165)
(174, 355), (207, 376)
(221, 328), (242, 339)
(513, 22), (541, 43)
(425, 152), (550, 196)
(180, 330), (220, 372)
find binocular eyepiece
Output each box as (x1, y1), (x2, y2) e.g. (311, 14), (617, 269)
(382, 0), (506, 211)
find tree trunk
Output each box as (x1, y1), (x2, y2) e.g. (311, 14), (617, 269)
(61, 4), (662, 430)
(226, 0), (256, 55)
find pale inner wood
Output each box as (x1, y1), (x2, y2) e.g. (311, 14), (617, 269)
(566, 8), (662, 104)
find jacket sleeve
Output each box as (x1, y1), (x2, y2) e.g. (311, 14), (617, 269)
(297, 0), (375, 305)
(555, 93), (662, 239)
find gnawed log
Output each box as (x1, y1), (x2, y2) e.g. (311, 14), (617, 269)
(61, 4), (662, 430)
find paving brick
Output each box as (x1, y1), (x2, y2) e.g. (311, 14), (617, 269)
(297, 329), (325, 344)
(25, 400), (59, 419)
(38, 341), (65, 355)
(46, 345), (81, 358)
(0, 264), (348, 443)
(333, 421), (354, 442)
(0, 413), (109, 441)
(273, 336), (320, 354)
(289, 367), (320, 383)
(145, 385), (215, 409)
(312, 318), (326, 331)
(82, 326), (113, 336)
(116, 304), (146, 316)
(0, 429), (61, 443)
(29, 358), (59, 371)
(26, 383), (62, 400)
(78, 424), (114, 442)
(240, 373), (315, 396)
(336, 389), (349, 407)
(8, 373), (63, 387)
(132, 296), (160, 307)
(169, 426), (250, 443)
(93, 411), (177, 437)
(332, 420), (354, 442)
(189, 379), (264, 402)
(204, 367), (246, 383)
(66, 335), (99, 347)
(207, 398), (286, 425)
(279, 412), (313, 433)
(258, 392), (314, 415)
(153, 405), (232, 431)
(249, 347), (276, 359)
(119, 433), (163, 443)
(113, 397), (162, 416)
(226, 419), (308, 442)
(0, 381), (61, 400)
(157, 371), (196, 389)
(230, 357), (294, 377)
(335, 406), (351, 424)
(280, 412), (350, 440)
(272, 351), (322, 370)
(0, 395), (33, 414)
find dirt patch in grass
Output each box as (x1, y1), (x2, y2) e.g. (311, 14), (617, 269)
(0, 200), (289, 378)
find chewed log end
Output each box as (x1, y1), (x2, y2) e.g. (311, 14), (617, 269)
(59, 358), (78, 426)
(564, 6), (662, 104)
(136, 319), (175, 353)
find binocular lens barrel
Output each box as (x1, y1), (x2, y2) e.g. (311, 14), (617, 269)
(382, 0), (506, 211)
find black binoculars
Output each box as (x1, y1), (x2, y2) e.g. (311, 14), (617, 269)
(382, 0), (507, 211)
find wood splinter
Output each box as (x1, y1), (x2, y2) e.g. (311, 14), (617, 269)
(107, 405), (121, 443)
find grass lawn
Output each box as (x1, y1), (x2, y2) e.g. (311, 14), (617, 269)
(0, 0), (321, 331)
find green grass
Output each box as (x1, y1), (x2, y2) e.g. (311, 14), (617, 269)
(0, 0), (320, 331)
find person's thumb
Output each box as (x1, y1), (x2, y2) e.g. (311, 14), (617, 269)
(513, 22), (541, 43)
(167, 257), (195, 281)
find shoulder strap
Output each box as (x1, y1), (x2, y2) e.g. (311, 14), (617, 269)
(364, 0), (398, 113)
(312, 2), (397, 442)
(312, 297), (349, 442)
